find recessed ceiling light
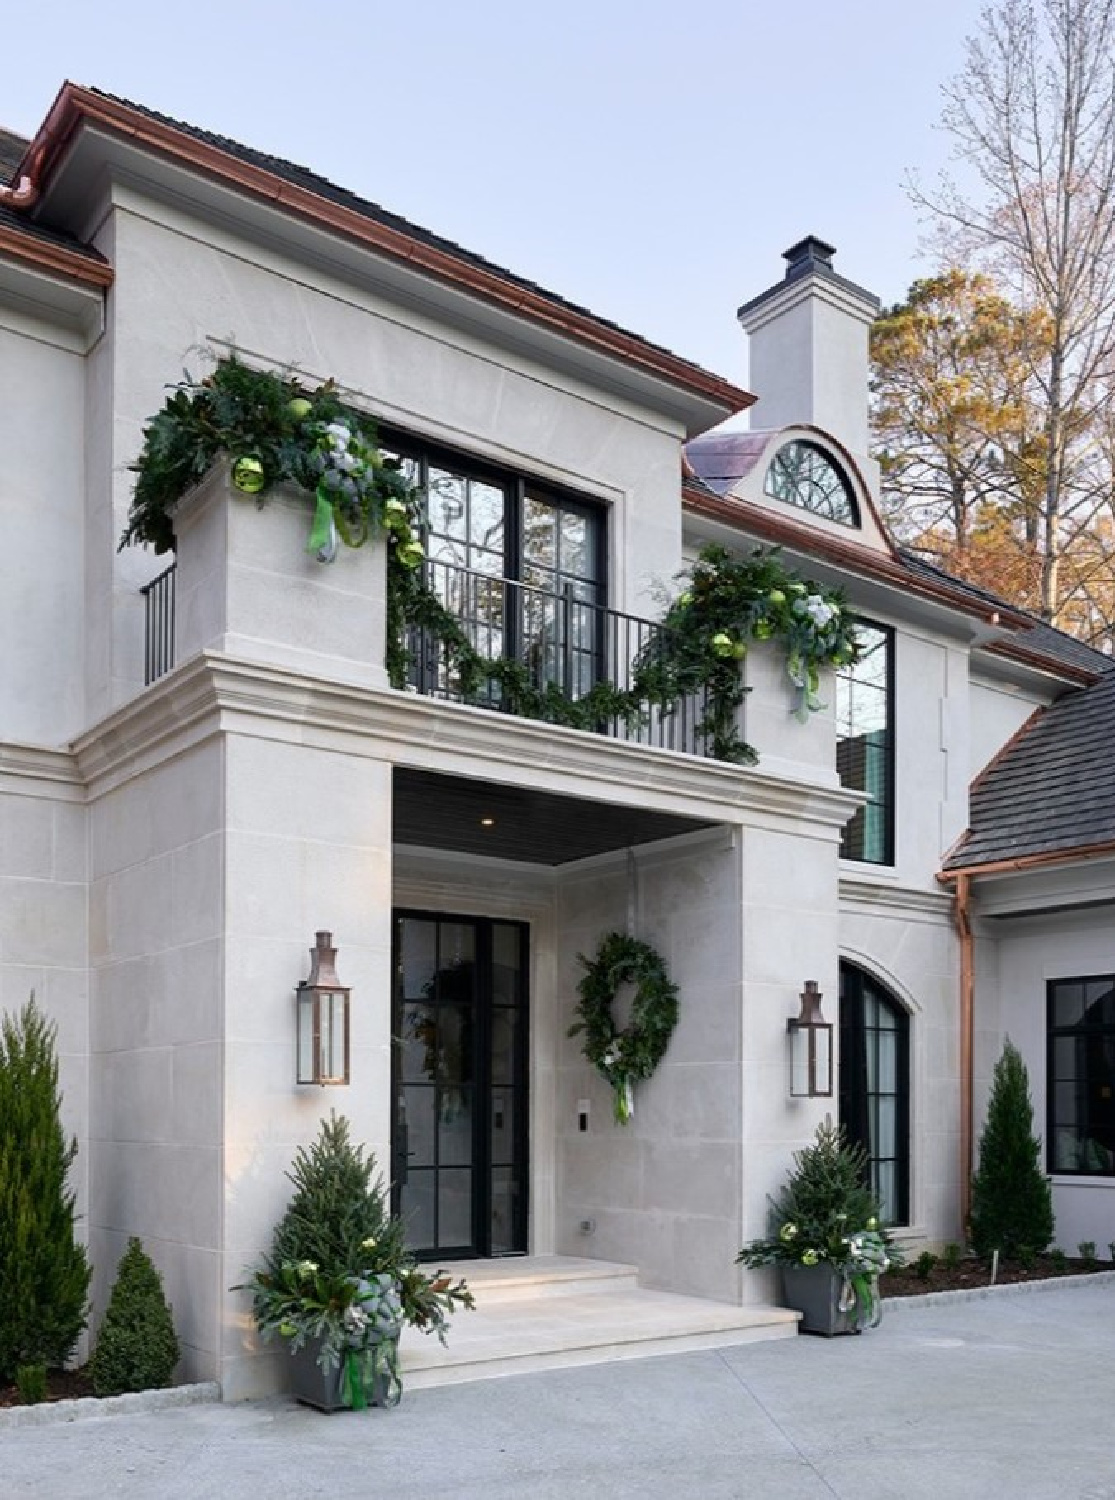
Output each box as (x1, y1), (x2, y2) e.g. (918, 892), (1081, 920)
(480, 816), (495, 827)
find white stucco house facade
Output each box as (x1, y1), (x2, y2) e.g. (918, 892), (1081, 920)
(1, 84), (1112, 1399)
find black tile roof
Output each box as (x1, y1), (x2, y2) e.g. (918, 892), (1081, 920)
(0, 128), (28, 176)
(89, 89), (730, 391)
(944, 666), (1115, 870)
(900, 551), (1115, 679)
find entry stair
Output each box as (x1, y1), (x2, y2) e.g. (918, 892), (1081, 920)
(401, 1255), (799, 1389)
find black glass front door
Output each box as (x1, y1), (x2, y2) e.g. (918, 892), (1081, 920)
(392, 912), (529, 1258)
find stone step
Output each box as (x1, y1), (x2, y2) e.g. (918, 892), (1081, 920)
(436, 1255), (640, 1303)
(400, 1267), (800, 1389)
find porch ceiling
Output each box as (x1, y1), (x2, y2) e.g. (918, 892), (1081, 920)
(393, 768), (716, 865)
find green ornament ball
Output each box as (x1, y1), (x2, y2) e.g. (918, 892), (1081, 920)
(287, 397), (313, 422)
(232, 455), (266, 494)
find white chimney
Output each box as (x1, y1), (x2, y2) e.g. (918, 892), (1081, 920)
(737, 237), (879, 461)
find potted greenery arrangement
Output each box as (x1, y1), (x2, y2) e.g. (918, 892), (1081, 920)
(239, 1114), (473, 1411)
(736, 1119), (898, 1336)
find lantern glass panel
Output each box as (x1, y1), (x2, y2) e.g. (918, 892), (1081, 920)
(320, 991), (348, 1083)
(790, 1024), (811, 1097)
(297, 988), (314, 1084)
(814, 1023), (833, 1096)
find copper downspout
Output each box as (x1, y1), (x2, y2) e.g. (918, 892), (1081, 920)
(0, 175), (39, 208)
(954, 873), (974, 1230)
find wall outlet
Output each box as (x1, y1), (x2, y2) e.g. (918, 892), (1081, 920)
(579, 1218), (596, 1234)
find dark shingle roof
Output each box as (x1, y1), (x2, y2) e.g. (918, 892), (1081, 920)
(0, 200), (111, 268)
(900, 551), (1115, 680)
(88, 89), (732, 392)
(944, 667), (1115, 870)
(0, 127), (28, 177)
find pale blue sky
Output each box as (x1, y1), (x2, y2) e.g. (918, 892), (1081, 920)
(4, 1), (984, 386)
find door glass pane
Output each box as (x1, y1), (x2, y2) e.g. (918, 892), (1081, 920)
(492, 926), (522, 1004)
(437, 923), (475, 980)
(524, 497), (556, 569)
(491, 1009), (518, 1086)
(438, 1169), (472, 1248)
(1053, 982), (1084, 1028)
(402, 1003), (438, 1084)
(402, 1085), (437, 1167)
(490, 1088), (516, 1166)
(400, 921), (438, 998)
(400, 1172), (436, 1249)
(490, 1166), (517, 1257)
(438, 1086), (473, 1166)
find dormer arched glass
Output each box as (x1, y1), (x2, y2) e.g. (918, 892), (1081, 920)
(764, 440), (859, 526)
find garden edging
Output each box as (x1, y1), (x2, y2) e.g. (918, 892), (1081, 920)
(0, 1380), (221, 1430)
(883, 1268), (1115, 1312)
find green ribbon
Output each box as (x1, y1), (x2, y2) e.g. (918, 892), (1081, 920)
(308, 483), (335, 555)
(341, 1347), (367, 1410)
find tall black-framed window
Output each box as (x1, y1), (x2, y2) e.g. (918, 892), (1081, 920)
(1047, 975), (1115, 1176)
(839, 963), (910, 1225)
(836, 622), (894, 864)
(383, 433), (606, 699)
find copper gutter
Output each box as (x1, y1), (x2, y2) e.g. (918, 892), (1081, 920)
(954, 874), (974, 1229)
(0, 222), (113, 287)
(0, 87), (70, 209)
(939, 838), (1115, 882)
(981, 637), (1102, 686)
(16, 83), (753, 417)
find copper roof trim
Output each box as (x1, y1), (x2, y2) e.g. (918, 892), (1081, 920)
(23, 83), (753, 415)
(0, 220), (113, 287)
(980, 636), (1103, 687)
(939, 838), (1115, 882)
(681, 478), (1024, 626)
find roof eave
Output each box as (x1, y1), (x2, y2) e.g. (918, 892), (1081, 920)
(18, 83), (752, 421)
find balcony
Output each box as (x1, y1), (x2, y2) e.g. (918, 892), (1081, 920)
(144, 555), (711, 758)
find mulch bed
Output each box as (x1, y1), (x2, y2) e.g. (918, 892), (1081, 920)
(881, 1254), (1112, 1297)
(0, 1366), (96, 1409)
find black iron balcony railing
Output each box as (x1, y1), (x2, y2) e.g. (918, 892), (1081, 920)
(141, 562), (177, 686)
(409, 558), (710, 756)
(142, 556), (711, 757)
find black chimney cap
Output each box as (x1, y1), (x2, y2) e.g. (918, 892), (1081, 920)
(783, 236), (837, 280)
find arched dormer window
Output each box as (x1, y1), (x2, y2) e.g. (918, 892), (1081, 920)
(764, 440), (859, 526)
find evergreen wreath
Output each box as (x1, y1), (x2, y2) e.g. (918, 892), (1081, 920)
(568, 932), (679, 1123)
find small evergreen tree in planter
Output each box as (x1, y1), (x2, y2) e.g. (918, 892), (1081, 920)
(91, 1238), (180, 1396)
(240, 1114), (473, 1411)
(737, 1119), (898, 1335)
(969, 1040), (1054, 1261)
(0, 998), (91, 1382)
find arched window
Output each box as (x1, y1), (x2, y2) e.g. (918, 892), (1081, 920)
(839, 963), (910, 1225)
(763, 440), (859, 526)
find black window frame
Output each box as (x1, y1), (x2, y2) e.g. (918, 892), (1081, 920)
(836, 620), (895, 866)
(1047, 973), (1115, 1177)
(379, 427), (608, 608)
(839, 962), (911, 1226)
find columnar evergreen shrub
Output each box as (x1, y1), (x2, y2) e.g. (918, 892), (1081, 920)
(91, 1238), (179, 1396)
(969, 1039), (1054, 1259)
(0, 998), (91, 1381)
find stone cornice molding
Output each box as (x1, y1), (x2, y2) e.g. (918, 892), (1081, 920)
(839, 874), (954, 922)
(72, 652), (863, 833)
(0, 741), (83, 799)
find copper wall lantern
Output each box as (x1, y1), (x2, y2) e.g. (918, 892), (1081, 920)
(296, 931), (350, 1086)
(788, 980), (833, 1097)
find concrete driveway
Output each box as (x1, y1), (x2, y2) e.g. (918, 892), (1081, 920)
(5, 1281), (1114, 1500)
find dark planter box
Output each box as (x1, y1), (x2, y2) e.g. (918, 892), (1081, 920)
(781, 1264), (865, 1337)
(288, 1336), (400, 1411)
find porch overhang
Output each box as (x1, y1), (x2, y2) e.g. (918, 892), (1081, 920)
(393, 766), (715, 865)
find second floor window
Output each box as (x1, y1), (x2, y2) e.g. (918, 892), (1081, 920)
(386, 437), (606, 700)
(836, 623), (894, 864)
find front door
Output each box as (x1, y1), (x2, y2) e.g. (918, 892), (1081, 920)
(391, 912), (529, 1258)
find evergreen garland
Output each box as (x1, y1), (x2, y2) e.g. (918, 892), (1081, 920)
(0, 997), (91, 1381)
(969, 1040), (1054, 1260)
(125, 358), (860, 764)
